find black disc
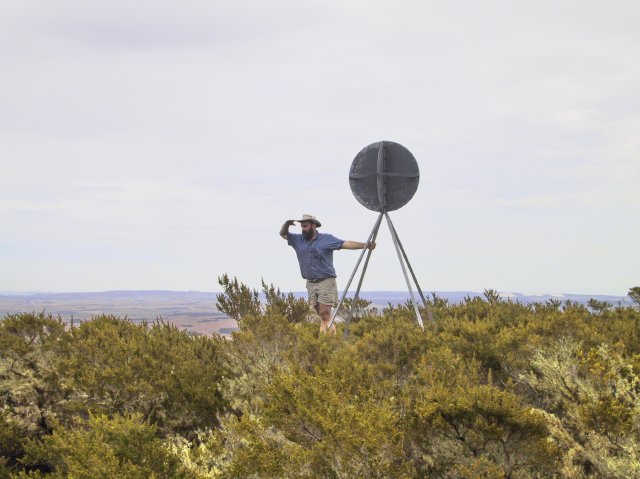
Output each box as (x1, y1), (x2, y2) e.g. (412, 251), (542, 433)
(349, 141), (420, 212)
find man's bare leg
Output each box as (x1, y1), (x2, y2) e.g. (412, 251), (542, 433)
(316, 303), (336, 334)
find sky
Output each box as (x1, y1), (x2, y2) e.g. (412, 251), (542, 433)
(1, 0), (638, 295)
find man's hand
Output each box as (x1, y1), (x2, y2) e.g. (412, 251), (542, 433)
(280, 219), (297, 239)
(342, 240), (377, 250)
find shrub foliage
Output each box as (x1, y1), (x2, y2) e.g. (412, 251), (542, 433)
(2, 282), (640, 478)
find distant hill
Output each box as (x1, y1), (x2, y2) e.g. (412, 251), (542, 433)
(0, 290), (633, 336)
(356, 291), (634, 308)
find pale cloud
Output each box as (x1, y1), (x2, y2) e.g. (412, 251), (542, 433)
(1, 0), (638, 294)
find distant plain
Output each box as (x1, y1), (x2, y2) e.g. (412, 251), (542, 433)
(0, 290), (632, 336)
(0, 291), (234, 336)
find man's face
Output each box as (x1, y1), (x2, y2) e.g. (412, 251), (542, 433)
(300, 221), (316, 240)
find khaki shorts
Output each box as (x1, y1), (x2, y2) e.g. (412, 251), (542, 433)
(306, 277), (338, 307)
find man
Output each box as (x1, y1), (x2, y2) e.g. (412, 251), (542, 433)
(280, 214), (376, 333)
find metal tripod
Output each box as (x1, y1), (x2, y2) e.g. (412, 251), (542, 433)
(327, 211), (435, 332)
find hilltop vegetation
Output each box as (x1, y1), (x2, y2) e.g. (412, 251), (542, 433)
(1, 279), (640, 478)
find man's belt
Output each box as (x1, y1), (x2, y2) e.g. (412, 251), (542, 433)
(307, 277), (330, 283)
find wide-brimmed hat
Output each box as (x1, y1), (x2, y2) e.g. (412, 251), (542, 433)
(297, 214), (321, 227)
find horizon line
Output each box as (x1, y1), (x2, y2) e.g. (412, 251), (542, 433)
(0, 289), (631, 298)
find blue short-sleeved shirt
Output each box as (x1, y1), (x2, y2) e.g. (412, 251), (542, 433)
(288, 232), (345, 280)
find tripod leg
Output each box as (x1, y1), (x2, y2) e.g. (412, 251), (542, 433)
(343, 221), (381, 337)
(385, 214), (435, 325)
(385, 212), (424, 328)
(328, 212), (383, 330)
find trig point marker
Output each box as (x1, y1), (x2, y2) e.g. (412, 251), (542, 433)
(329, 141), (435, 332)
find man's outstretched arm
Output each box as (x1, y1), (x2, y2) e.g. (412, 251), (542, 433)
(342, 241), (376, 250)
(279, 220), (296, 239)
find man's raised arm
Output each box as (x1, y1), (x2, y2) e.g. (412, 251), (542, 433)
(279, 219), (296, 240)
(342, 241), (376, 250)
